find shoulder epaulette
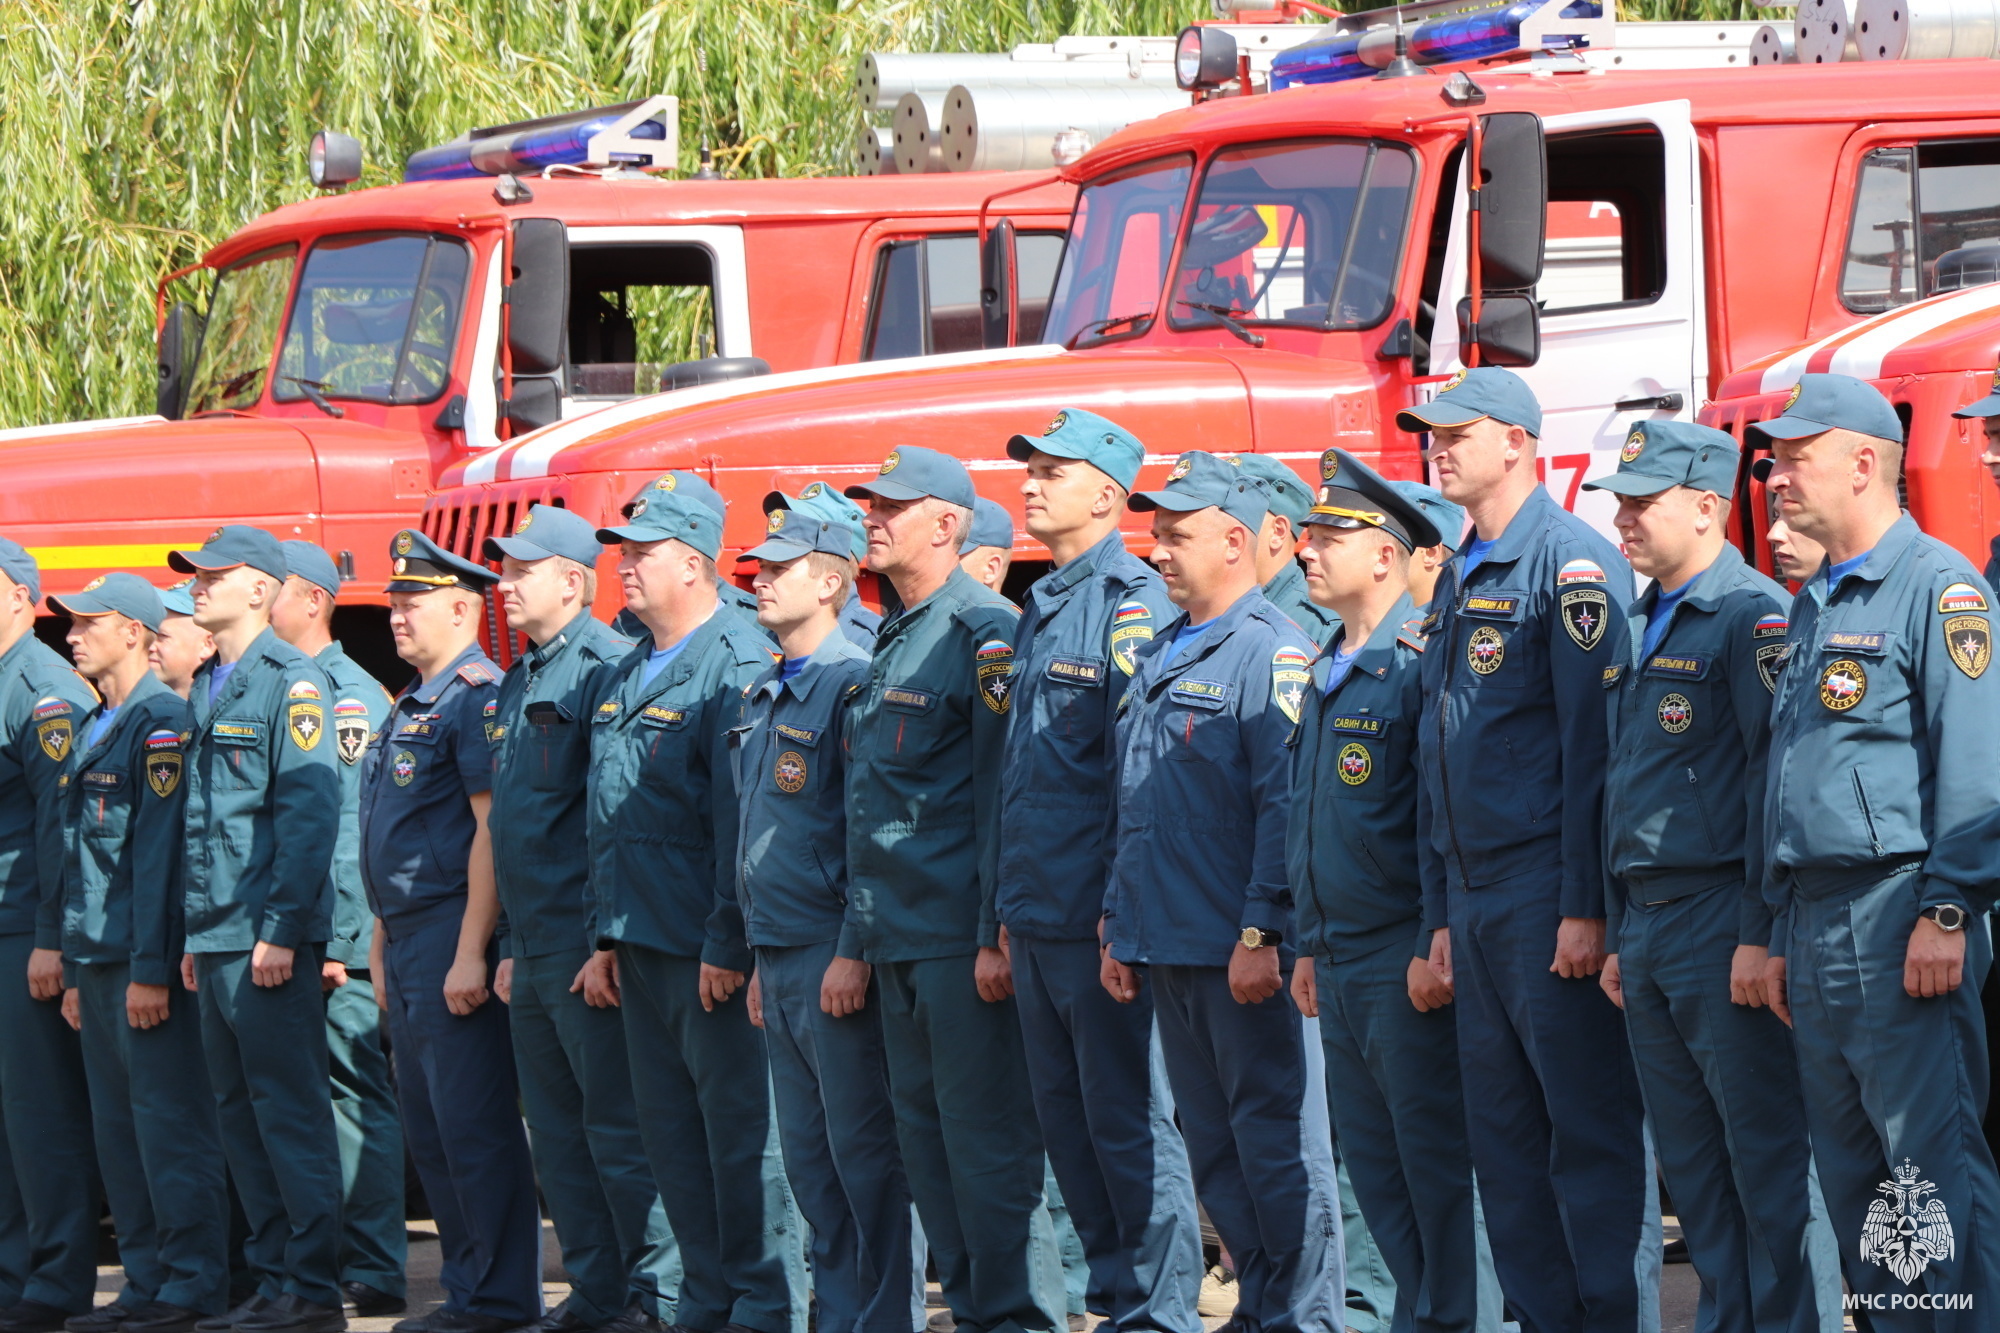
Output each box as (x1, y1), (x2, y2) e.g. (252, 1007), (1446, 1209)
(456, 659), (498, 687)
(1396, 616), (1428, 652)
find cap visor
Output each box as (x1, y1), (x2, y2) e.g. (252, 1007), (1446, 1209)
(595, 524), (673, 546)
(1951, 394), (2000, 419)
(1745, 413), (1834, 442)
(842, 478), (930, 503)
(1395, 403), (1488, 433)
(738, 538), (814, 563)
(1749, 457), (1774, 483)
(1127, 489), (1208, 514)
(46, 594), (111, 618)
(1580, 471), (1678, 497)
(483, 535), (555, 563)
(167, 549), (243, 574)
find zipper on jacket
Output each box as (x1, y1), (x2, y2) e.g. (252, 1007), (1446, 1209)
(1685, 767), (1717, 854)
(1437, 581), (1471, 887)
(1850, 769), (1886, 858)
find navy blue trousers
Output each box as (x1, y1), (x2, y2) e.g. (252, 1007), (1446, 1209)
(325, 973), (406, 1300)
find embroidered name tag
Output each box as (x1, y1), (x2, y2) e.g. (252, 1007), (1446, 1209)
(1327, 714), (1385, 737)
(774, 722), (822, 746)
(640, 705), (687, 727)
(1459, 594), (1521, 619)
(1821, 630), (1889, 655)
(1045, 656), (1105, 686)
(592, 701), (621, 724)
(213, 722), (261, 745)
(883, 687), (936, 712)
(395, 721), (438, 739)
(80, 770), (123, 790)
(1170, 679), (1229, 710)
(524, 703), (570, 726)
(1645, 654), (1708, 680)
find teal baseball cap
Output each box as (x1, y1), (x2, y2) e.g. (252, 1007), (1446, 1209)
(766, 482), (869, 561)
(1006, 407), (1146, 491)
(960, 498), (1015, 554)
(844, 446), (977, 510)
(280, 541), (342, 598)
(386, 529), (499, 594)
(0, 538), (38, 602)
(48, 573), (165, 633)
(1388, 480), (1466, 552)
(1129, 451), (1271, 531)
(169, 525), (287, 581)
(1951, 366), (2000, 420)
(1305, 451), (1441, 551)
(1747, 373), (1903, 447)
(1583, 421), (1741, 499)
(159, 578), (196, 616)
(740, 508), (855, 564)
(1395, 367), (1544, 437)
(484, 503), (603, 567)
(598, 474), (726, 560)
(1232, 455), (1313, 528)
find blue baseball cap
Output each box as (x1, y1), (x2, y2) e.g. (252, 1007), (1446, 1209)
(959, 498), (1015, 554)
(385, 528), (499, 594)
(1388, 480), (1466, 552)
(767, 483), (868, 561)
(1395, 367), (1544, 438)
(739, 508), (855, 564)
(1582, 421), (1741, 498)
(1006, 408), (1146, 491)
(1747, 373), (1903, 447)
(843, 446), (978, 510)
(0, 538), (38, 603)
(48, 573), (165, 633)
(598, 475), (725, 560)
(1951, 366), (2000, 420)
(169, 525), (288, 581)
(159, 578), (196, 616)
(1305, 451), (1442, 551)
(484, 503), (603, 567)
(280, 542), (342, 598)
(1129, 451), (1271, 531)
(1232, 455), (1313, 528)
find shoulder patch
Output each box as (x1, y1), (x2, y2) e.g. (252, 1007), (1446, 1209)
(1944, 615), (1991, 679)
(288, 679), (321, 700)
(143, 729), (182, 752)
(976, 639), (1015, 715)
(1939, 582), (1990, 614)
(1110, 600), (1156, 676)
(1753, 613), (1789, 639)
(32, 696), (73, 721)
(1557, 558), (1607, 587)
(457, 660), (498, 687)
(1272, 646), (1312, 725)
(1396, 615), (1428, 652)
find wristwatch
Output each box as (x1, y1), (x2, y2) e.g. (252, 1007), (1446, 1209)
(1922, 904), (1970, 933)
(1240, 927), (1283, 950)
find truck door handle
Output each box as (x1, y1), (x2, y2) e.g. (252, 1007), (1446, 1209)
(1615, 392), (1684, 413)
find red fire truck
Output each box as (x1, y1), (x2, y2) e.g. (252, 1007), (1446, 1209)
(420, 5), (2000, 644)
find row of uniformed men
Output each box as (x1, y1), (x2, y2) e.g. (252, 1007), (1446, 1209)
(4, 359), (1999, 1333)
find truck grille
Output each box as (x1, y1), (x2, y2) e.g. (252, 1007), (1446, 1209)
(422, 482), (566, 668)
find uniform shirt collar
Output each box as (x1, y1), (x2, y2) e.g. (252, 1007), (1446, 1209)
(1633, 543), (1742, 619)
(527, 607), (599, 671)
(1815, 511), (1918, 601)
(1460, 484), (1558, 574)
(403, 642), (486, 705)
(1158, 586), (1265, 670)
(1035, 528), (1126, 602)
(1322, 591), (1417, 686)
(81, 671), (167, 756)
(1263, 560), (1308, 603)
(764, 630), (868, 704)
(882, 566), (981, 636)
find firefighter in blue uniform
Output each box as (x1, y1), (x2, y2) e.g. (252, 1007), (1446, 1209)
(579, 475), (805, 1333)
(1102, 451), (1344, 1333)
(1950, 368), (2000, 584)
(1400, 370), (1650, 1333)
(957, 499), (1016, 595)
(0, 537), (99, 1333)
(610, 472), (769, 644)
(764, 485), (881, 649)
(840, 446), (1065, 1333)
(1584, 424), (1824, 1333)
(269, 542), (407, 1319)
(358, 531), (540, 1333)
(730, 508), (917, 1333)
(1758, 375), (2000, 1322)
(1284, 454), (1491, 1333)
(995, 409), (1200, 1333)
(169, 526), (343, 1333)
(53, 574), (230, 1332)
(1235, 454), (1338, 649)
(485, 505), (675, 1333)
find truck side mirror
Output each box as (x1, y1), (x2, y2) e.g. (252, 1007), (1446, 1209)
(981, 219), (1017, 349)
(503, 378), (563, 433)
(156, 303), (202, 420)
(1475, 112), (1545, 293)
(1455, 294), (1539, 368)
(507, 218), (569, 376)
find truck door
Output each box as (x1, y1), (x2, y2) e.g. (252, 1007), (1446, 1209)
(1425, 100), (1703, 541)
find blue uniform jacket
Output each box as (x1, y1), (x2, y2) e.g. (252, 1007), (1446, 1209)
(1601, 546), (1787, 953)
(843, 568), (1019, 963)
(490, 610), (631, 959)
(1264, 561), (1341, 650)
(840, 593), (881, 650)
(1765, 513), (2000, 928)
(0, 634), (95, 947)
(318, 645), (392, 967)
(996, 530), (1173, 942)
(183, 629), (339, 952)
(357, 645), (497, 939)
(1287, 593), (1441, 965)
(1105, 589), (1312, 968)
(584, 612), (771, 971)
(1418, 486), (1632, 923)
(58, 673), (189, 985)
(729, 632), (872, 954)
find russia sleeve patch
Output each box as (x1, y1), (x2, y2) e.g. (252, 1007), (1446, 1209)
(1938, 582), (1990, 615)
(1557, 559), (1607, 587)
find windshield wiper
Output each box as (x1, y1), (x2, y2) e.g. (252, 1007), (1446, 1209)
(1176, 302), (1265, 348)
(1066, 311), (1155, 350)
(283, 376), (346, 419)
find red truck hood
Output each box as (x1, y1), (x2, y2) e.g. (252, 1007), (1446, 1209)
(1715, 282), (2000, 402)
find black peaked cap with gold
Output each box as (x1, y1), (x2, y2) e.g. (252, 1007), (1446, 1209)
(385, 528), (499, 594)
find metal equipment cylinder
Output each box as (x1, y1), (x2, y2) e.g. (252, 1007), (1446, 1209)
(857, 52), (1175, 113)
(1855, 0), (2000, 59)
(892, 92), (946, 175)
(1796, 0), (1862, 61)
(856, 126), (896, 176)
(1751, 23), (1797, 62)
(937, 83), (1189, 173)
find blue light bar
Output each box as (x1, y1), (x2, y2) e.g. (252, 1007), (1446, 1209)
(1270, 0), (1602, 89)
(404, 103), (672, 182)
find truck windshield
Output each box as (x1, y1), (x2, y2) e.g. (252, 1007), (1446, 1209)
(183, 246), (297, 415)
(1169, 140), (1415, 332)
(1042, 156), (1193, 347)
(275, 234), (472, 405)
